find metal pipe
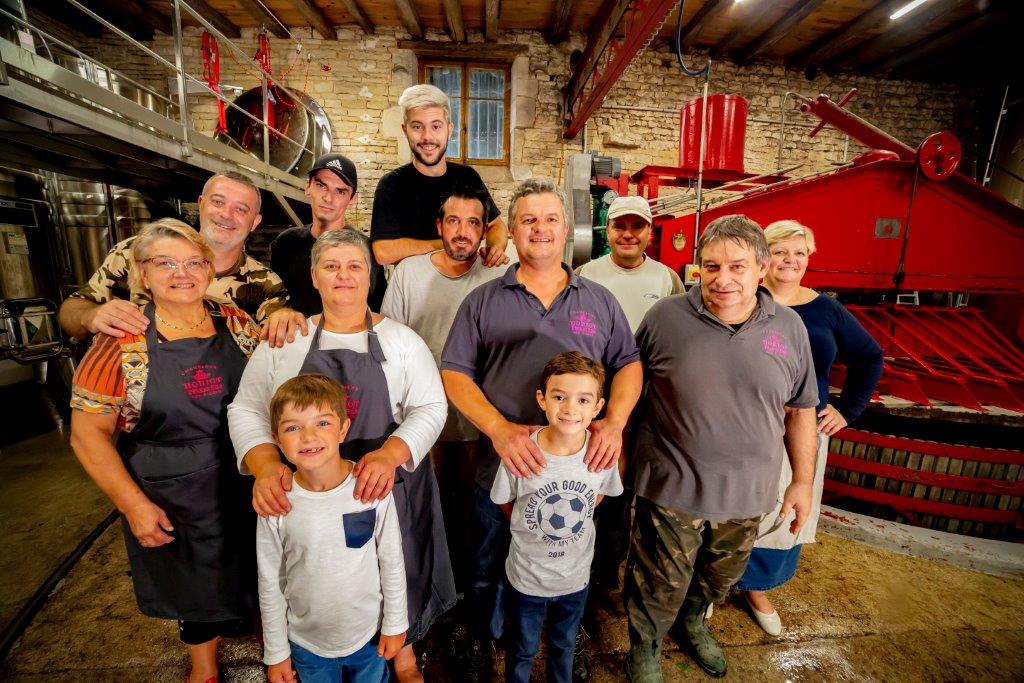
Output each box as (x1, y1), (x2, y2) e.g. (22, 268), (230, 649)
(649, 162), (804, 215)
(171, 0), (191, 154)
(261, 73), (271, 166)
(983, 85), (1010, 187)
(691, 70), (710, 265)
(601, 103), (825, 128)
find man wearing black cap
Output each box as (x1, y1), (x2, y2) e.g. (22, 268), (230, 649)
(270, 153), (386, 316)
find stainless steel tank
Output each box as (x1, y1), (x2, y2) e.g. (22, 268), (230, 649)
(217, 86), (333, 175)
(57, 180), (151, 284)
(0, 169), (47, 300)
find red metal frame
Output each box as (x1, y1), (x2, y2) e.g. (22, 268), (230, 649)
(845, 305), (1024, 412)
(801, 89), (916, 160)
(824, 429), (1024, 529)
(563, 0), (678, 139)
(630, 165), (791, 201)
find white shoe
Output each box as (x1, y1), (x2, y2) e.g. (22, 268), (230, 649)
(746, 597), (783, 636)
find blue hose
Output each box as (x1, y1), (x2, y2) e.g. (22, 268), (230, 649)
(676, 0), (710, 77)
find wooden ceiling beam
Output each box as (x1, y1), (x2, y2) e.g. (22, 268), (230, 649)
(867, 4), (1015, 75)
(112, 0), (173, 36)
(788, 0), (905, 69)
(485, 0), (500, 40)
(286, 0), (337, 40)
(710, 0), (770, 57)
(823, 0), (967, 71)
(546, 0), (573, 44)
(733, 0), (828, 64)
(394, 0), (424, 39)
(442, 0), (466, 41)
(233, 0), (290, 38)
(676, 0), (730, 45)
(339, 0), (375, 34)
(181, 0), (242, 39)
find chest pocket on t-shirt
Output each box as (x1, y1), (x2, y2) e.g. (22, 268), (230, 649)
(342, 509), (376, 548)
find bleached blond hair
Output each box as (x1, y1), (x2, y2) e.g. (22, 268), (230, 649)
(399, 84), (451, 123)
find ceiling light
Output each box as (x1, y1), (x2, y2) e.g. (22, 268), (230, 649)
(890, 0), (931, 21)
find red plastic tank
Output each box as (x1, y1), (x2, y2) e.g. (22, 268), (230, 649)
(679, 94), (748, 173)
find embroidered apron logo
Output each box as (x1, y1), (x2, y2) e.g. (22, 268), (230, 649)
(569, 310), (597, 337)
(181, 364), (224, 399)
(344, 383), (360, 419)
(523, 479), (596, 546)
(761, 330), (790, 358)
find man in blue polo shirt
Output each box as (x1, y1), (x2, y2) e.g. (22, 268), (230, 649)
(441, 178), (642, 679)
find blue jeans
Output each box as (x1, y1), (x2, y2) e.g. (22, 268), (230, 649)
(471, 484), (511, 639)
(505, 585), (589, 683)
(289, 639), (387, 683)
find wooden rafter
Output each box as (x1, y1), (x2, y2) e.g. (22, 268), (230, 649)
(286, 0), (336, 40)
(233, 0), (290, 38)
(115, 0), (173, 36)
(733, 0), (828, 64)
(546, 0), (573, 44)
(485, 0), (501, 40)
(823, 0), (968, 71)
(393, 0), (424, 38)
(787, 0), (905, 69)
(339, 0), (375, 34)
(181, 0), (242, 39)
(676, 0), (729, 45)
(709, 0), (769, 57)
(442, 0), (466, 41)
(868, 4), (1015, 75)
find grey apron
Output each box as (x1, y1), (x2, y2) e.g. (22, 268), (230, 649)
(117, 304), (253, 621)
(298, 312), (455, 643)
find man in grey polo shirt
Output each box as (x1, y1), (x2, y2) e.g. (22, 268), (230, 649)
(380, 184), (504, 592)
(625, 215), (818, 681)
(441, 178), (642, 679)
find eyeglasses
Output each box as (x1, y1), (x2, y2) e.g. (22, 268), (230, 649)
(143, 257), (209, 273)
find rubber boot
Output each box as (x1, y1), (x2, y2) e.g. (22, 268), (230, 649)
(680, 595), (727, 677)
(625, 640), (662, 683)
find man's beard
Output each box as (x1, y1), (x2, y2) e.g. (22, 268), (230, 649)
(411, 140), (448, 167)
(443, 237), (478, 261)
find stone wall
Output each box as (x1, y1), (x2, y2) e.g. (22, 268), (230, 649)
(24, 9), (977, 232)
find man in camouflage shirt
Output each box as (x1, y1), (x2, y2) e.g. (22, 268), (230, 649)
(59, 171), (303, 345)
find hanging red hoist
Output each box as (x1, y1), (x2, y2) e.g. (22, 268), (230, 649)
(201, 31), (228, 135)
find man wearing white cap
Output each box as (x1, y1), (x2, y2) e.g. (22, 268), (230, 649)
(576, 196), (684, 334)
(571, 195), (683, 679)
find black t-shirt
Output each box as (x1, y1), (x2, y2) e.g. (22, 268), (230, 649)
(270, 225), (386, 315)
(369, 162), (501, 242)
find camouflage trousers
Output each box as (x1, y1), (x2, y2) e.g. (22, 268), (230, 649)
(624, 496), (759, 643)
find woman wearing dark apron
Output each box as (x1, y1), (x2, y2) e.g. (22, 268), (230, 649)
(229, 228), (454, 682)
(70, 220), (261, 683)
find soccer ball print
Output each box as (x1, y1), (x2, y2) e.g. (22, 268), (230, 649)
(537, 492), (588, 542)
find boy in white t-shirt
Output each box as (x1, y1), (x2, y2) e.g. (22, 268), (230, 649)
(257, 374), (407, 683)
(491, 352), (624, 683)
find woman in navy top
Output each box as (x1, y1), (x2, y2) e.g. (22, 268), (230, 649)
(736, 220), (884, 636)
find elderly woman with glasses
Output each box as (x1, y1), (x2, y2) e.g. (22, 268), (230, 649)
(70, 218), (262, 683)
(229, 228), (453, 682)
(735, 220), (883, 637)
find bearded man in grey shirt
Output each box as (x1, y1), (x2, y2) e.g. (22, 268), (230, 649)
(625, 215), (818, 681)
(380, 185), (505, 592)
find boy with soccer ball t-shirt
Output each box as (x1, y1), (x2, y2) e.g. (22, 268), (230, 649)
(491, 351), (624, 683)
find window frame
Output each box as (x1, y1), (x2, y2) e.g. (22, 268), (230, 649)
(419, 59), (512, 167)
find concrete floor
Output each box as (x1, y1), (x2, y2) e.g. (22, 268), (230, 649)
(0, 428), (111, 630)
(1, 428), (1022, 681)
